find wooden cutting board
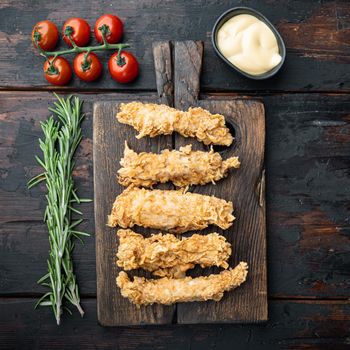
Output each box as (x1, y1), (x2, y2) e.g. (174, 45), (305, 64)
(93, 41), (267, 326)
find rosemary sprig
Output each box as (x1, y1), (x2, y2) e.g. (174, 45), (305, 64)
(28, 94), (90, 325)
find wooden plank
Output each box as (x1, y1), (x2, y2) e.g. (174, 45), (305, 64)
(173, 41), (267, 323)
(94, 44), (176, 325)
(93, 102), (174, 325)
(177, 99), (267, 324)
(174, 41), (203, 109)
(209, 93), (350, 299)
(0, 1), (349, 91)
(1, 92), (350, 299)
(152, 41), (173, 106)
(2, 298), (350, 349)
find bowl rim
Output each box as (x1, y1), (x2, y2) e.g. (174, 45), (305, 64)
(211, 7), (286, 80)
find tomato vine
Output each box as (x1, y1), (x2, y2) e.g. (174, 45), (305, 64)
(33, 28), (129, 72)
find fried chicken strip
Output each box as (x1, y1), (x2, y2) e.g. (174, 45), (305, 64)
(108, 187), (234, 233)
(116, 229), (232, 278)
(116, 262), (248, 306)
(116, 102), (233, 146)
(118, 143), (240, 188)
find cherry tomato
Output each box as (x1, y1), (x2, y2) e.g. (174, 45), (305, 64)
(108, 51), (139, 83)
(43, 57), (72, 86)
(32, 20), (59, 51)
(74, 52), (102, 82)
(94, 14), (123, 44)
(62, 18), (91, 47)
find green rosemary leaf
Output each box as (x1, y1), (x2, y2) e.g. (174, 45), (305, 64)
(78, 198), (93, 203)
(27, 173), (46, 189)
(64, 306), (73, 315)
(34, 292), (52, 309)
(70, 230), (90, 237)
(35, 155), (46, 169)
(69, 219), (83, 229)
(39, 301), (53, 306)
(68, 206), (83, 215)
(71, 189), (80, 204)
(37, 272), (50, 284)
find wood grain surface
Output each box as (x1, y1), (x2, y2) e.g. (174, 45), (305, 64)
(173, 41), (267, 323)
(1, 90), (350, 346)
(1, 0), (350, 346)
(1, 91), (349, 300)
(2, 299), (350, 350)
(0, 1), (349, 91)
(152, 41), (174, 106)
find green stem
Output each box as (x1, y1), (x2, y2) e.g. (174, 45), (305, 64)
(40, 43), (129, 58)
(35, 26), (130, 68)
(82, 49), (91, 71)
(116, 48), (126, 67)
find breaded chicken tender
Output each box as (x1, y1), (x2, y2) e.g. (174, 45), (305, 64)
(118, 143), (240, 188)
(116, 102), (233, 146)
(108, 187), (234, 233)
(116, 229), (232, 278)
(116, 262), (248, 306)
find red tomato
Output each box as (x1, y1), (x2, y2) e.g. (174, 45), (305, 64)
(62, 18), (91, 47)
(73, 52), (102, 82)
(32, 20), (59, 51)
(43, 57), (72, 86)
(94, 14), (123, 44)
(108, 51), (139, 83)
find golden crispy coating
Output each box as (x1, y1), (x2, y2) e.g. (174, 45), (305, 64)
(116, 262), (248, 306)
(116, 229), (232, 278)
(118, 143), (240, 188)
(108, 187), (234, 233)
(116, 102), (233, 146)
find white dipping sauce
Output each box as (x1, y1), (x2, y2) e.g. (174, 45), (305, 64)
(217, 14), (282, 75)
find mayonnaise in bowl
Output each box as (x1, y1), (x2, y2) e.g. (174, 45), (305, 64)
(213, 9), (285, 78)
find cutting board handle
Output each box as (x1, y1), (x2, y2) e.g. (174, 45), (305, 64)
(153, 40), (203, 111)
(152, 41), (174, 107)
(174, 41), (203, 111)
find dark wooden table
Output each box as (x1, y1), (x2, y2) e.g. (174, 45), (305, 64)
(1, 1), (349, 349)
